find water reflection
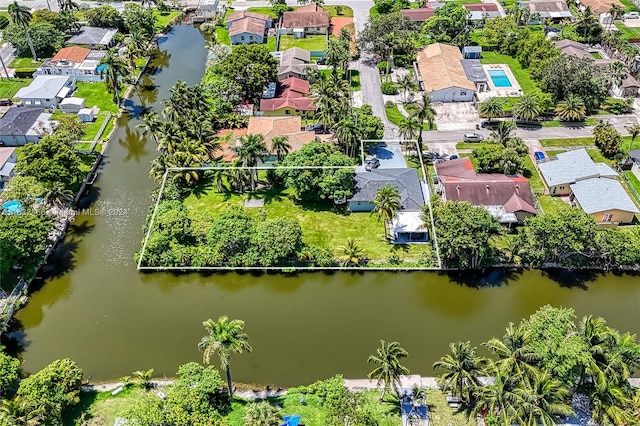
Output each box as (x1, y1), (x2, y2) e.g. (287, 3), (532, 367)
(118, 126), (150, 162)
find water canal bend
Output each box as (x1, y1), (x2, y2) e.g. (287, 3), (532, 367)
(7, 25), (640, 386)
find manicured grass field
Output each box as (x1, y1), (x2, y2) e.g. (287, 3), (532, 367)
(0, 78), (31, 99)
(184, 187), (423, 262)
(540, 117), (600, 128)
(74, 82), (118, 113)
(615, 21), (640, 39)
(215, 26), (231, 45)
(279, 35), (327, 51)
(8, 57), (42, 68)
(246, 6), (279, 18)
(385, 104), (435, 130)
(324, 5), (354, 17)
(267, 36), (277, 52)
(153, 10), (181, 31)
(539, 137), (595, 147)
(522, 154), (544, 192)
(480, 52), (540, 94)
(537, 194), (567, 214)
(586, 148), (609, 164)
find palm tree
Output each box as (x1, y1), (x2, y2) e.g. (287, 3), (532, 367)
(198, 316), (252, 397)
(0, 398), (44, 425)
(8, 2), (37, 61)
(472, 368), (523, 424)
(410, 93), (436, 156)
(333, 117), (359, 158)
(606, 61), (628, 91)
(235, 134), (268, 191)
(367, 340), (410, 400)
(398, 115), (421, 141)
(513, 94), (540, 122)
(575, 6), (598, 38)
(44, 183), (73, 208)
(555, 94), (586, 121)
(589, 373), (632, 426)
(57, 0), (79, 12)
(483, 322), (540, 381)
(244, 401), (281, 426)
(490, 120), (516, 145)
(433, 341), (486, 403)
(337, 238), (367, 266)
(397, 73), (417, 102)
(271, 135), (291, 162)
(100, 50), (129, 106)
(479, 98), (504, 123)
(59, 9), (80, 32)
(608, 4), (624, 31)
(515, 370), (574, 425)
(325, 38), (349, 76)
(132, 368), (154, 389)
(625, 123), (640, 151)
(371, 184), (401, 240)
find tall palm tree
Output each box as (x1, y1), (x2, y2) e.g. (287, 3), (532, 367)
(472, 368), (523, 425)
(333, 117), (359, 158)
(513, 94), (540, 122)
(433, 341), (486, 403)
(371, 184), (401, 240)
(515, 371), (574, 425)
(575, 6), (598, 38)
(410, 93), (436, 157)
(325, 38), (348, 76)
(490, 120), (516, 145)
(235, 134), (268, 191)
(198, 316), (252, 397)
(555, 94), (586, 121)
(483, 322), (540, 381)
(8, 1), (37, 61)
(589, 373), (632, 426)
(479, 98), (504, 123)
(398, 115), (421, 141)
(625, 123), (640, 151)
(100, 50), (129, 106)
(0, 398), (44, 425)
(367, 340), (410, 400)
(337, 238), (367, 266)
(271, 135), (291, 162)
(44, 183), (74, 208)
(606, 61), (628, 91)
(608, 4), (624, 31)
(59, 9), (80, 32)
(57, 0), (79, 12)
(397, 73), (417, 102)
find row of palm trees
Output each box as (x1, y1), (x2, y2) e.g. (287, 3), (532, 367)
(480, 94), (586, 123)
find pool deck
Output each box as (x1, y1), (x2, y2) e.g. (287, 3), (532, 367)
(479, 64), (522, 100)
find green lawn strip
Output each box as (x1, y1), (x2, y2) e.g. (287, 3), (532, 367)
(544, 149), (566, 157)
(539, 136), (595, 147)
(215, 26), (231, 45)
(83, 112), (113, 141)
(386, 104), (434, 130)
(62, 387), (146, 425)
(624, 170), (640, 201)
(184, 187), (422, 262)
(153, 10), (181, 31)
(246, 6), (279, 18)
(540, 117), (599, 128)
(425, 389), (475, 426)
(267, 36), (277, 51)
(480, 52), (540, 94)
(522, 154), (545, 192)
(586, 148), (609, 164)
(74, 82), (119, 113)
(455, 141), (486, 149)
(614, 21), (640, 39)
(323, 5), (354, 17)
(279, 35), (327, 51)
(537, 194), (567, 214)
(591, 52), (602, 59)
(622, 135), (640, 152)
(0, 78), (32, 100)
(8, 57), (42, 68)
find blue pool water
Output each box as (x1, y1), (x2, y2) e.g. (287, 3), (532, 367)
(488, 69), (512, 88)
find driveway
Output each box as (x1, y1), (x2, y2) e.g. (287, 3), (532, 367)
(432, 102), (479, 131)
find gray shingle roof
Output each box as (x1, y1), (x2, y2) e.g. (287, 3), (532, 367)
(538, 149), (601, 187)
(15, 76), (71, 100)
(350, 168), (425, 211)
(66, 27), (118, 46)
(0, 107), (46, 135)
(460, 59), (487, 82)
(570, 178), (639, 214)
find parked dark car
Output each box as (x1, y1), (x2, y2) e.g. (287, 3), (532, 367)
(316, 58), (326, 65)
(0, 98), (13, 106)
(449, 155), (459, 160)
(305, 123), (325, 133)
(364, 155), (380, 171)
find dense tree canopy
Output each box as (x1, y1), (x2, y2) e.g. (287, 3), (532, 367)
(3, 21), (64, 58)
(0, 214), (53, 278)
(16, 136), (85, 190)
(473, 144), (525, 175)
(216, 45), (278, 102)
(357, 12), (418, 60)
(0, 351), (21, 398)
(593, 122), (623, 160)
(373, 0), (409, 14)
(84, 5), (124, 29)
(422, 3), (471, 47)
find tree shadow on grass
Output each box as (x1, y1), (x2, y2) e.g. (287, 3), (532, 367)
(188, 174), (215, 199)
(62, 390), (98, 425)
(390, 244), (410, 254)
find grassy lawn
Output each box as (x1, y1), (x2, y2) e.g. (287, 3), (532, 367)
(622, 135), (640, 152)
(267, 36), (277, 51)
(350, 69), (360, 90)
(8, 57), (42, 68)
(215, 26), (231, 45)
(540, 117), (600, 128)
(0, 78), (32, 100)
(62, 387), (146, 426)
(591, 52), (603, 59)
(183, 187), (423, 262)
(279, 35), (327, 51)
(324, 5), (354, 17)
(544, 149), (566, 157)
(84, 112), (113, 141)
(426, 389), (475, 426)
(539, 137), (595, 147)
(153, 10), (181, 31)
(614, 21), (640, 39)
(385, 104), (435, 130)
(480, 52), (540, 94)
(624, 170), (640, 200)
(74, 82), (118, 113)
(456, 141), (486, 149)
(586, 148), (609, 164)
(537, 194), (567, 214)
(522, 155), (545, 192)
(247, 6), (279, 18)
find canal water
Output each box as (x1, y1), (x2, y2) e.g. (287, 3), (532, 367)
(7, 25), (640, 386)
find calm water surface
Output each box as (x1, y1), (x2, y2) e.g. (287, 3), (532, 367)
(8, 25), (640, 386)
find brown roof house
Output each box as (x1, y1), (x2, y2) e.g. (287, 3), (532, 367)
(413, 43), (481, 102)
(435, 157), (537, 224)
(578, 0), (623, 14)
(229, 12), (272, 45)
(518, 0), (573, 24)
(280, 2), (330, 37)
(276, 47), (317, 81)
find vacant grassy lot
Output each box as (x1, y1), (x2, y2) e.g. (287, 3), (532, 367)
(153, 10), (181, 31)
(184, 187), (423, 262)
(537, 194), (566, 214)
(62, 387), (146, 426)
(279, 35), (327, 51)
(8, 57), (42, 68)
(0, 78), (31, 99)
(480, 52), (540, 94)
(539, 137), (595, 147)
(74, 82), (118, 113)
(324, 5), (354, 17)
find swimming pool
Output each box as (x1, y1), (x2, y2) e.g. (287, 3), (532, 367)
(488, 69), (513, 88)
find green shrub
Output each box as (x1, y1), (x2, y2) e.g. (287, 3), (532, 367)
(0, 16), (9, 30)
(14, 68), (36, 78)
(380, 82), (398, 95)
(377, 61), (388, 74)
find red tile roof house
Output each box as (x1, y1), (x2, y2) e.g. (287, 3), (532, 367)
(435, 157), (537, 225)
(280, 3), (330, 36)
(259, 77), (315, 117)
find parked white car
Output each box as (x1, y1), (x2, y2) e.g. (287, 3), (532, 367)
(623, 12), (639, 19)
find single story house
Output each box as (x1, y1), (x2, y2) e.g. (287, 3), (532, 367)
(65, 27), (119, 49)
(570, 178), (639, 224)
(34, 47), (107, 82)
(390, 211), (429, 243)
(401, 4), (495, 23)
(629, 149), (640, 180)
(518, 0), (573, 24)
(226, 10), (272, 29)
(435, 157), (537, 224)
(463, 4), (500, 21)
(578, 0), (624, 15)
(0, 147), (17, 183)
(275, 47), (317, 81)
(538, 149), (617, 195)
(229, 16), (269, 45)
(401, 6), (439, 22)
(259, 77), (315, 117)
(15, 75), (76, 109)
(414, 43), (477, 102)
(554, 39), (616, 68)
(0, 107), (55, 146)
(349, 168), (425, 212)
(280, 3), (330, 37)
(613, 75), (640, 98)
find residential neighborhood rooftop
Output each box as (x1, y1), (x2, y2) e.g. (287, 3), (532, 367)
(15, 76), (72, 101)
(414, 43), (476, 93)
(281, 3), (330, 29)
(350, 168), (425, 211)
(521, 0), (572, 18)
(578, 0), (624, 14)
(571, 178), (640, 214)
(0, 107), (47, 136)
(229, 16), (268, 37)
(226, 10), (271, 22)
(538, 149), (616, 187)
(66, 26), (118, 47)
(51, 46), (92, 63)
(259, 77), (314, 112)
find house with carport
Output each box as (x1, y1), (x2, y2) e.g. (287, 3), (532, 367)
(0, 147), (17, 186)
(274, 47), (317, 81)
(15, 75), (76, 109)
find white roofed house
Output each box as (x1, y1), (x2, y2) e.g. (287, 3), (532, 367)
(14, 75), (76, 109)
(34, 47), (107, 83)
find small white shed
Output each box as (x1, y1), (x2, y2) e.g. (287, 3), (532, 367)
(60, 97), (86, 114)
(78, 106), (99, 122)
